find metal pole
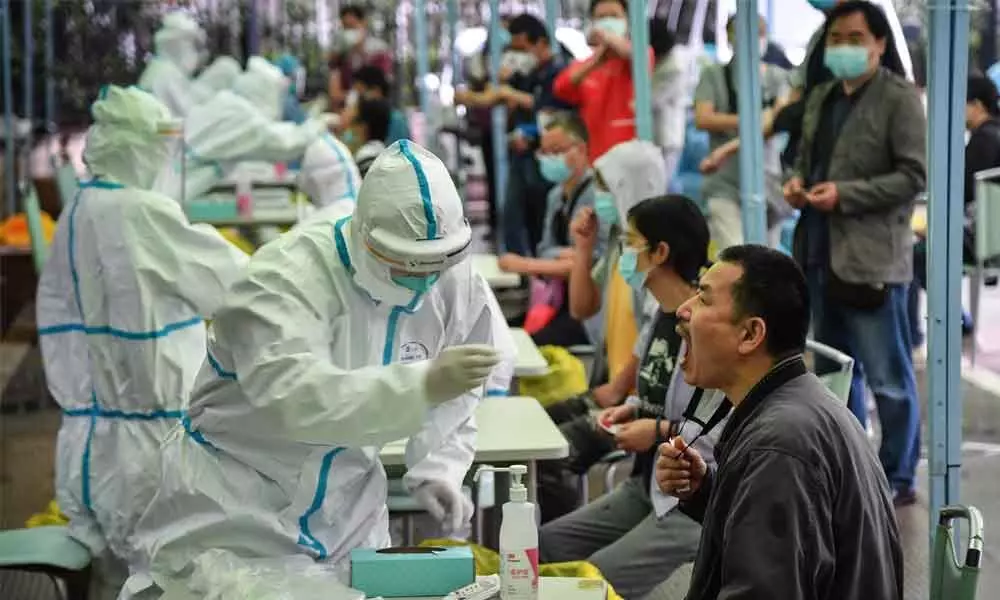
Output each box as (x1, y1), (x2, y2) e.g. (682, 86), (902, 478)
(734, 0), (767, 244)
(488, 0), (508, 248)
(628, 0), (653, 142)
(248, 0), (260, 56)
(45, 0), (54, 130)
(543, 0), (558, 43)
(926, 0), (970, 551)
(415, 0), (430, 119)
(2, 0), (15, 216)
(766, 0), (775, 37)
(447, 0), (461, 85)
(23, 0), (33, 162)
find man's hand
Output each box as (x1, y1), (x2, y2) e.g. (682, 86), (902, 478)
(570, 207), (599, 250)
(597, 404), (635, 429)
(807, 182), (839, 212)
(591, 382), (621, 409)
(498, 66), (515, 83)
(497, 253), (522, 273)
(783, 176), (807, 209)
(614, 419), (658, 453)
(655, 437), (707, 500)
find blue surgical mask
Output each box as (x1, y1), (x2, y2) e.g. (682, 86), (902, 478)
(342, 129), (357, 146)
(823, 45), (870, 80)
(807, 0), (837, 10)
(617, 248), (648, 291)
(538, 154), (572, 184)
(498, 28), (512, 48)
(594, 191), (618, 225)
(392, 273), (440, 293)
(594, 17), (628, 38)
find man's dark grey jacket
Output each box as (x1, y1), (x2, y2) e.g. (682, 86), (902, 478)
(681, 357), (903, 600)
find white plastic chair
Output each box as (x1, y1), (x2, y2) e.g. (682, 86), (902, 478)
(971, 168), (1000, 365)
(806, 339), (854, 406)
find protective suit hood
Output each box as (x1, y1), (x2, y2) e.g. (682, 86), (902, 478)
(83, 86), (178, 190)
(594, 140), (667, 224)
(349, 140), (472, 307)
(297, 134), (361, 209)
(232, 56), (288, 121)
(154, 12), (205, 76)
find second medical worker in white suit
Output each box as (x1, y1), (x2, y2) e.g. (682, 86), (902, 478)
(126, 140), (515, 596)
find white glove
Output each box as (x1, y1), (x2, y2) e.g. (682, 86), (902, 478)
(412, 480), (474, 534)
(424, 344), (500, 404)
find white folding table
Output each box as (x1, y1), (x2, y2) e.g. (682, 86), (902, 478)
(509, 327), (549, 377)
(471, 254), (521, 289)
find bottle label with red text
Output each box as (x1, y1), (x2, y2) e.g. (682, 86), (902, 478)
(501, 548), (539, 600)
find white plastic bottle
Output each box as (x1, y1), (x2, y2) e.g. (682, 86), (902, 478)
(475, 465), (538, 600)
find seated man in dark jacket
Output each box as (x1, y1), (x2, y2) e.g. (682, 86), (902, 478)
(655, 244), (902, 600)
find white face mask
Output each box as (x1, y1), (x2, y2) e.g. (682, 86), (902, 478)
(593, 17), (628, 38)
(500, 51), (538, 75)
(341, 28), (363, 48)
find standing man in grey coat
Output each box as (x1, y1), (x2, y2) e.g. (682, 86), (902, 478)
(783, 0), (926, 506)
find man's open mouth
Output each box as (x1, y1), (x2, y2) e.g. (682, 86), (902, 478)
(676, 324), (691, 369)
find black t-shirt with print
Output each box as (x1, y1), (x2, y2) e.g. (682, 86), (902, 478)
(632, 311), (682, 480)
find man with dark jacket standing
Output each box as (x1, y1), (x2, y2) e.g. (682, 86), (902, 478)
(783, 0), (926, 506)
(655, 245), (903, 600)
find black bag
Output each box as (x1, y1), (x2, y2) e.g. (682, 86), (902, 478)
(827, 269), (888, 311)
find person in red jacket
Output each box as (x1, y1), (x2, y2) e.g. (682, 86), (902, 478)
(553, 0), (653, 161)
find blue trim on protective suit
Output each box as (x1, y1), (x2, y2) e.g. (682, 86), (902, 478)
(181, 415), (218, 450)
(62, 178), (194, 511)
(322, 134), (358, 200)
(296, 446), (345, 558)
(206, 351), (237, 380)
(397, 140), (438, 240)
(485, 388), (508, 397)
(38, 316), (203, 339)
(333, 217), (354, 274)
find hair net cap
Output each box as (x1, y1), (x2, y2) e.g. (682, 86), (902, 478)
(594, 140), (667, 224)
(354, 140), (470, 259)
(91, 86), (174, 136)
(233, 57), (288, 121)
(160, 11), (204, 41)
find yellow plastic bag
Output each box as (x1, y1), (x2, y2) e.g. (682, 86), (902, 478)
(418, 540), (623, 600)
(217, 227), (255, 254)
(25, 500), (69, 528)
(0, 212), (56, 247)
(516, 345), (587, 407)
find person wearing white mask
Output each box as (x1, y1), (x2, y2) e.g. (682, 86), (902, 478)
(693, 14), (791, 252)
(179, 57), (328, 201)
(328, 4), (392, 110)
(138, 12), (207, 118)
(35, 86), (249, 600)
(552, 0), (652, 161)
(125, 140), (515, 597)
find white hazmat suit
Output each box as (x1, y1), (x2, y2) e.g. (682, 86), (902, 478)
(190, 55), (242, 101)
(35, 86), (249, 599)
(126, 140), (515, 597)
(182, 57), (326, 200)
(297, 133), (361, 223)
(138, 13), (205, 118)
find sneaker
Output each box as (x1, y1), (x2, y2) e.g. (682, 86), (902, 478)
(893, 488), (918, 508)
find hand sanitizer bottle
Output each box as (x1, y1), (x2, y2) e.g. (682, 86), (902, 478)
(475, 465), (538, 600)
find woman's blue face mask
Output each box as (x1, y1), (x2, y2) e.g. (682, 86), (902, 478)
(593, 191), (618, 225)
(807, 0), (838, 10)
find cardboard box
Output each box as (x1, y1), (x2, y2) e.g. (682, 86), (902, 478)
(350, 546), (475, 598)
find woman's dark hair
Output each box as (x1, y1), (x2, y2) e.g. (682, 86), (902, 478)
(968, 74), (1000, 116)
(340, 5), (366, 20)
(804, 0), (906, 91)
(589, 0), (627, 16)
(354, 65), (390, 97)
(649, 18), (676, 61)
(627, 195), (709, 283)
(356, 97), (391, 143)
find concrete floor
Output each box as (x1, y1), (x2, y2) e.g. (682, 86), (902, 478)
(2, 275), (998, 599)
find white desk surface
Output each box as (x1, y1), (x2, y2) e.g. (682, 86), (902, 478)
(380, 395), (569, 466)
(471, 254), (520, 289)
(393, 577), (607, 600)
(510, 327), (549, 377)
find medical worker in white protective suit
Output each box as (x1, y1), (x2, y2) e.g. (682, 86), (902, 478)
(181, 56), (327, 201)
(138, 12), (206, 118)
(124, 140), (515, 598)
(35, 85), (249, 600)
(296, 132), (362, 224)
(190, 55), (242, 101)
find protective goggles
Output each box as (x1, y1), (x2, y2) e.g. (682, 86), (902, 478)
(365, 219), (473, 273)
